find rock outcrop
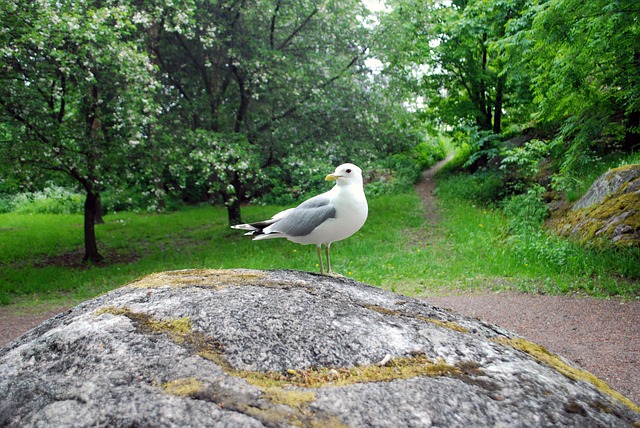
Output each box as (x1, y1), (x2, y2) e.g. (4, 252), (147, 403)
(552, 164), (640, 246)
(1, 269), (639, 427)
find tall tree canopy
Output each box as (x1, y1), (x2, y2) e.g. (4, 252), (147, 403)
(373, 0), (639, 184)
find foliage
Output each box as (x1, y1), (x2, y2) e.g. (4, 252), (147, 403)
(0, 0), (159, 261)
(376, 0), (532, 135)
(4, 185), (84, 215)
(414, 136), (447, 169)
(436, 170), (506, 207)
(0, 0), (420, 260)
(501, 185), (549, 233)
(501, 139), (550, 179)
(372, 0), (639, 201)
(503, 0), (639, 188)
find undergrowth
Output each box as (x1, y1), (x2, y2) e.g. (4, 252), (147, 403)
(434, 171), (640, 296)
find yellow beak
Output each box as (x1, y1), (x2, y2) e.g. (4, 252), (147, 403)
(325, 173), (341, 181)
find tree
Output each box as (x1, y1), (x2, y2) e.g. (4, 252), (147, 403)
(376, 0), (532, 135)
(0, 0), (157, 262)
(134, 0), (375, 224)
(520, 0), (640, 167)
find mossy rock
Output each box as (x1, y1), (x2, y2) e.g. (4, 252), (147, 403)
(552, 164), (640, 246)
(1, 269), (639, 427)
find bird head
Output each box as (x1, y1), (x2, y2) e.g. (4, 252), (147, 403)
(325, 163), (363, 186)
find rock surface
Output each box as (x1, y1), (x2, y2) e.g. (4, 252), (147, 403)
(552, 164), (640, 246)
(1, 269), (639, 427)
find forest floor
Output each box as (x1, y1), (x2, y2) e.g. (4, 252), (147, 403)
(1, 157), (638, 406)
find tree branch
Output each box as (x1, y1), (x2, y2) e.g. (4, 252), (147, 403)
(278, 7), (319, 50)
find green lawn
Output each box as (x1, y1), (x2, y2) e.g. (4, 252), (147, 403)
(1, 190), (638, 309)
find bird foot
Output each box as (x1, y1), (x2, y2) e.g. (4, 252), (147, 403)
(323, 271), (345, 278)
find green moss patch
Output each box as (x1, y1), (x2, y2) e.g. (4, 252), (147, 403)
(495, 337), (640, 413)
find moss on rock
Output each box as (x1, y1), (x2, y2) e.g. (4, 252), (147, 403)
(495, 336), (640, 414)
(162, 377), (204, 397)
(550, 164), (640, 246)
(127, 269), (266, 290)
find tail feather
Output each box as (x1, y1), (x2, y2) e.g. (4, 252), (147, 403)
(231, 224), (257, 231)
(231, 219), (279, 238)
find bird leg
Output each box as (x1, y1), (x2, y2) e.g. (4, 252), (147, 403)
(323, 244), (344, 277)
(316, 245), (325, 274)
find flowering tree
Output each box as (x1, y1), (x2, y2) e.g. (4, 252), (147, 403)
(134, 0), (375, 224)
(0, 0), (157, 262)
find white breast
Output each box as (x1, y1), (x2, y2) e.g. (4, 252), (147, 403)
(288, 185), (368, 246)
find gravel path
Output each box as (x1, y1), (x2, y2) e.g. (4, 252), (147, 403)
(1, 158), (638, 407)
(425, 292), (640, 405)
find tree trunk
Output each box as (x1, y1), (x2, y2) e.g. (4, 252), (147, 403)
(83, 190), (104, 263)
(227, 199), (243, 226)
(226, 173), (243, 226)
(94, 193), (105, 224)
(493, 74), (505, 134)
(478, 32), (492, 131)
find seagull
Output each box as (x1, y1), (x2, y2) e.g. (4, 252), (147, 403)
(231, 163), (368, 274)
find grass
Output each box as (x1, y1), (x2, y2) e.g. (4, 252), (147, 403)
(565, 150), (640, 202)
(1, 186), (639, 309)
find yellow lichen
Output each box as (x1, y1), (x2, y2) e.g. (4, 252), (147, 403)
(162, 377), (204, 397)
(96, 306), (193, 342)
(125, 269), (314, 291)
(495, 337), (640, 413)
(365, 304), (469, 333)
(550, 166), (640, 247)
(239, 354), (462, 389)
(127, 269), (265, 290)
(241, 403), (347, 428)
(263, 387), (316, 410)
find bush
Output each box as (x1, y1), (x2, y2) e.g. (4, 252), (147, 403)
(0, 195), (13, 214)
(10, 185), (84, 214)
(101, 186), (184, 214)
(436, 170), (506, 207)
(257, 157), (336, 205)
(440, 143), (471, 173)
(501, 187), (550, 233)
(413, 137), (446, 170)
(388, 153), (422, 184)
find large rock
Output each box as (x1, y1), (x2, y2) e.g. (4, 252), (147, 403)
(1, 269), (639, 427)
(553, 164), (640, 246)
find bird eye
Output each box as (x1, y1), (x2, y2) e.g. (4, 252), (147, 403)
(346, 169), (352, 174)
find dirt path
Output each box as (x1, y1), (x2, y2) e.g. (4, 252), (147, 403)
(415, 158), (640, 406)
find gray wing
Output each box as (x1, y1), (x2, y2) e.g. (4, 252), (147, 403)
(271, 195), (336, 237)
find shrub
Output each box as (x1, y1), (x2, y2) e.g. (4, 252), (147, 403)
(413, 138), (446, 170)
(440, 143), (471, 173)
(500, 139), (551, 179)
(0, 195), (12, 214)
(11, 185), (84, 214)
(436, 170), (506, 207)
(501, 186), (550, 233)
